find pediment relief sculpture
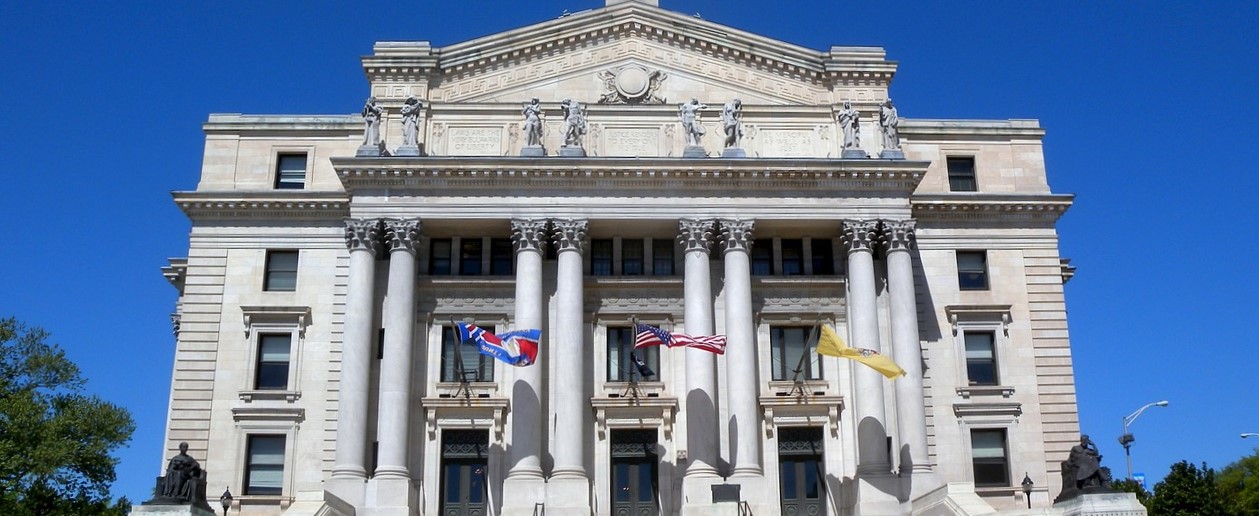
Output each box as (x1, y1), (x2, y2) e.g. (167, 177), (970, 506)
(597, 65), (668, 104)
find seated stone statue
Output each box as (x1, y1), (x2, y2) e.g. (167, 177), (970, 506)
(145, 441), (212, 512)
(1055, 434), (1114, 502)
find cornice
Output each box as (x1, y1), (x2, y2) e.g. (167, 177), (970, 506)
(173, 191), (350, 220)
(901, 119), (1045, 142)
(202, 114), (359, 136)
(332, 156), (927, 194)
(911, 194), (1073, 224)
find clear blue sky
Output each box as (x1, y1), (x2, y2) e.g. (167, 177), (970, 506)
(2, 0), (1256, 504)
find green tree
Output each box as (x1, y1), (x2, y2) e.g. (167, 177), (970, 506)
(0, 317), (135, 515)
(1217, 449), (1259, 515)
(1149, 460), (1229, 516)
(1111, 478), (1152, 509)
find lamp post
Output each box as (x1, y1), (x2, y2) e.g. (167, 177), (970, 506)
(1242, 433), (1259, 439)
(219, 487), (232, 515)
(1021, 473), (1034, 509)
(1118, 400), (1169, 481)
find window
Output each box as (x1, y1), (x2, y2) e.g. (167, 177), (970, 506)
(948, 157), (977, 192)
(459, 239), (483, 276)
(622, 239), (644, 276)
(652, 239), (674, 275)
(751, 245), (772, 276)
(490, 238), (513, 275)
(264, 251), (298, 291)
(255, 334), (291, 390)
(244, 435), (286, 495)
(430, 239), (452, 275)
(970, 429), (1010, 487)
(274, 154), (307, 190)
(441, 325), (494, 382)
(965, 331), (998, 386)
(771, 327), (820, 381)
(957, 251), (989, 290)
(607, 327), (659, 382)
(811, 239), (835, 275)
(591, 239), (613, 276)
(781, 239), (804, 276)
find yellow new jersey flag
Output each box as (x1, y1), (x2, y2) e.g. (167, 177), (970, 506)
(817, 325), (906, 379)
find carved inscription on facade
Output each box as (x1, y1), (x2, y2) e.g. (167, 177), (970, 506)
(758, 129), (815, 158)
(603, 127), (660, 157)
(447, 127), (503, 156)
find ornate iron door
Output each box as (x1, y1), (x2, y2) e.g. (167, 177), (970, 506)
(440, 430), (489, 516)
(610, 429), (659, 516)
(779, 427), (824, 516)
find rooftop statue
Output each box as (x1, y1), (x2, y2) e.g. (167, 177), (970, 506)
(560, 98), (587, 148)
(721, 99), (743, 149)
(679, 98), (708, 148)
(879, 99), (900, 151)
(362, 97), (384, 147)
(399, 97), (422, 148)
(522, 98), (544, 148)
(838, 101), (860, 150)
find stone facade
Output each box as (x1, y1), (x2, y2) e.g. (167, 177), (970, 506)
(159, 2), (1085, 515)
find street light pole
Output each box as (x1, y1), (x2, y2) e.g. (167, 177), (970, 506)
(1243, 433), (1259, 439)
(1119, 400), (1169, 481)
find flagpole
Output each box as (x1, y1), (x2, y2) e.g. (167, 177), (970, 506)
(450, 318), (471, 399)
(788, 322), (821, 398)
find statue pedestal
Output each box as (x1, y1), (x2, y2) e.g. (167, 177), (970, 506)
(356, 143), (388, 157)
(520, 145), (546, 157)
(559, 146), (586, 157)
(721, 147), (746, 158)
(683, 145), (708, 158)
(393, 144), (424, 157)
(1054, 492), (1148, 516)
(842, 149), (868, 159)
(131, 504), (217, 516)
(878, 149), (904, 159)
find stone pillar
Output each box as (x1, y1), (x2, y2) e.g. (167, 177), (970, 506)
(843, 220), (899, 514)
(330, 218), (382, 508)
(680, 219), (720, 515)
(720, 219), (761, 478)
(881, 220), (941, 499)
(548, 219), (590, 511)
(502, 219), (548, 515)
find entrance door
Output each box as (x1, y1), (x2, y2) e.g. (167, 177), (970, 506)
(610, 429), (659, 516)
(440, 429), (489, 516)
(779, 427), (824, 516)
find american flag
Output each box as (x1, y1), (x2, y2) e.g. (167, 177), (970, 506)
(634, 323), (726, 355)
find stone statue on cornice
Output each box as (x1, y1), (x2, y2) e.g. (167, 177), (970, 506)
(522, 97), (544, 147)
(361, 97), (384, 147)
(560, 98), (587, 148)
(722, 99), (743, 149)
(838, 101), (860, 150)
(879, 99), (900, 151)
(679, 98), (708, 147)
(400, 97), (422, 148)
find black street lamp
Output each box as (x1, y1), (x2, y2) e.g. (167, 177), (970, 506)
(1021, 473), (1034, 509)
(219, 487), (233, 515)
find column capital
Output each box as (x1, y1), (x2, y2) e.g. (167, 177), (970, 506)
(512, 219), (550, 253)
(679, 219), (716, 254)
(552, 219), (588, 253)
(345, 218), (383, 256)
(841, 220), (880, 253)
(719, 219), (755, 254)
(383, 218), (422, 254)
(880, 219), (917, 253)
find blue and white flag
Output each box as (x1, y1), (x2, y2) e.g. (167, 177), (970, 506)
(456, 323), (540, 367)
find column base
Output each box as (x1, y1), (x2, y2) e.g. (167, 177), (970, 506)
(543, 476), (591, 515)
(499, 475), (546, 516)
(856, 472), (902, 516)
(326, 475), (366, 511)
(679, 473), (723, 515)
(902, 467), (944, 502)
(364, 475), (418, 516)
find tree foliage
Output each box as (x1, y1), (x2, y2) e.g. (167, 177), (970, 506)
(1149, 460), (1229, 516)
(0, 317), (135, 515)
(1111, 478), (1152, 509)
(1217, 449), (1259, 515)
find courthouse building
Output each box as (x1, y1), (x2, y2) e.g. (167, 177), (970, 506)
(159, 1), (1082, 514)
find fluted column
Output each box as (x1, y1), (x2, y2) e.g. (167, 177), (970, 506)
(508, 219), (547, 480)
(720, 219), (761, 477)
(882, 220), (940, 496)
(374, 219), (420, 479)
(679, 219), (720, 478)
(332, 219), (382, 489)
(842, 220), (891, 476)
(551, 219), (588, 479)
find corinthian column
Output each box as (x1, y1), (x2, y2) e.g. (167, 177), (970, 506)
(720, 219), (761, 477)
(331, 218), (382, 506)
(546, 219), (590, 512)
(375, 219), (420, 480)
(679, 219), (719, 478)
(881, 220), (940, 497)
(507, 220), (548, 481)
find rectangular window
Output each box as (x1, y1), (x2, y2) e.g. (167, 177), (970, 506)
(607, 326), (660, 382)
(948, 157), (978, 192)
(255, 334), (291, 390)
(771, 327), (820, 381)
(781, 239), (804, 276)
(430, 239), (452, 275)
(591, 239), (613, 276)
(244, 435), (286, 495)
(957, 251), (989, 290)
(751, 245), (772, 276)
(965, 331), (998, 386)
(490, 238), (513, 276)
(274, 154), (307, 190)
(622, 239), (644, 276)
(652, 239), (674, 276)
(811, 239), (835, 275)
(442, 325), (495, 382)
(971, 429), (1010, 487)
(459, 239), (483, 276)
(264, 250), (298, 291)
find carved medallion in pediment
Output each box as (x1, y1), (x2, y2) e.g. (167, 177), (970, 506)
(597, 65), (668, 104)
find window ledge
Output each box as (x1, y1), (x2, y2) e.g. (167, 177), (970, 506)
(239, 390), (301, 402)
(231, 406), (305, 423)
(601, 381), (667, 398)
(768, 380), (828, 397)
(975, 486), (1018, 497)
(953, 402), (1022, 419)
(434, 381), (498, 399)
(956, 385), (1015, 398)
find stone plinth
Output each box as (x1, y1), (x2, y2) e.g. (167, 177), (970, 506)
(131, 504), (217, 516)
(559, 146), (586, 157)
(721, 147), (746, 158)
(393, 144), (424, 157)
(878, 149), (904, 159)
(356, 143), (388, 157)
(683, 145), (708, 158)
(520, 145), (546, 157)
(1055, 492), (1148, 516)
(842, 148), (868, 159)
